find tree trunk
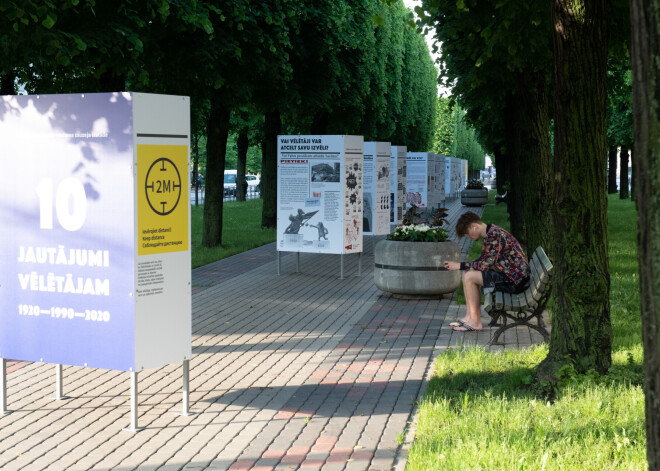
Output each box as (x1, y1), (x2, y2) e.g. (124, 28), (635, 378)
(201, 94), (230, 247)
(495, 150), (510, 197)
(538, 0), (612, 379)
(629, 0), (660, 467)
(1, 73), (16, 95)
(193, 134), (200, 206)
(504, 89), (524, 244)
(619, 147), (630, 199)
(261, 109), (281, 228)
(607, 146), (618, 193)
(236, 130), (248, 202)
(506, 71), (553, 253)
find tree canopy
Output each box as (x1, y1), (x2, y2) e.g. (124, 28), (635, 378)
(1, 0), (438, 242)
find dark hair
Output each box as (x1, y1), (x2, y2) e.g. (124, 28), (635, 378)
(455, 211), (482, 238)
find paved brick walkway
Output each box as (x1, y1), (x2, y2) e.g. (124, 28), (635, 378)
(0, 199), (547, 471)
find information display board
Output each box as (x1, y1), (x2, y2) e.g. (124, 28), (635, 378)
(462, 159), (469, 188)
(444, 156), (461, 199)
(434, 154), (447, 208)
(390, 146), (407, 225)
(406, 152), (432, 210)
(363, 142), (391, 236)
(0, 92), (192, 372)
(277, 135), (363, 254)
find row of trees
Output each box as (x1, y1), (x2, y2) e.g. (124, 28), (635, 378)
(0, 0), (438, 245)
(419, 0), (659, 465)
(432, 97), (486, 175)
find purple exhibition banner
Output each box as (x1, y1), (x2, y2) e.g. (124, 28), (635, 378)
(0, 93), (136, 371)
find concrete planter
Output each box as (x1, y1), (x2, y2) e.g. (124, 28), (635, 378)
(461, 188), (489, 206)
(374, 239), (461, 297)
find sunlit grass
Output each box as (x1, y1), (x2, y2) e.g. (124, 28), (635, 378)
(407, 194), (646, 470)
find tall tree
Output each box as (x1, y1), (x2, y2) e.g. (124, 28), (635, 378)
(417, 0), (552, 251)
(630, 0), (660, 467)
(538, 0), (612, 377)
(607, 146), (618, 194)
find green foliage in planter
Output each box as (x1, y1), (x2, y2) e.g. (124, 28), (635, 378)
(388, 224), (449, 242)
(465, 178), (485, 189)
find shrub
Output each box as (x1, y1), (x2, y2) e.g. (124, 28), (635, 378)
(465, 178), (485, 189)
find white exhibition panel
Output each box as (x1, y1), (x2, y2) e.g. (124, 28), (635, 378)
(390, 145), (407, 225)
(0, 92), (191, 372)
(363, 141), (391, 236)
(435, 154), (447, 207)
(406, 152), (432, 211)
(133, 93), (192, 371)
(277, 135), (364, 254)
(446, 156), (461, 198)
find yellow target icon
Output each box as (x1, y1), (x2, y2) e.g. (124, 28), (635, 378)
(145, 157), (182, 215)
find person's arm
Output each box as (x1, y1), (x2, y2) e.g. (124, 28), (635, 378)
(462, 230), (504, 271)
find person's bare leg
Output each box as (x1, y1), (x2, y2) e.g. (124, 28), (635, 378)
(450, 270), (473, 326)
(454, 270), (483, 331)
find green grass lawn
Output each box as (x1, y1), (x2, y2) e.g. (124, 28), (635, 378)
(191, 199), (276, 268)
(407, 194), (646, 470)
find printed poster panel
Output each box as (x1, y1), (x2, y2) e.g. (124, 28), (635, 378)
(343, 153), (363, 253)
(452, 157), (461, 195)
(406, 152), (428, 209)
(374, 143), (391, 235)
(363, 142), (391, 236)
(462, 159), (469, 188)
(132, 92), (191, 371)
(137, 145), (189, 256)
(390, 150), (397, 224)
(277, 135), (363, 254)
(390, 145), (407, 224)
(0, 93), (135, 370)
(428, 154), (437, 211)
(363, 143), (375, 235)
(435, 154), (446, 206)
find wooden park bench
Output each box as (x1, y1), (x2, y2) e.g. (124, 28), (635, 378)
(484, 246), (553, 346)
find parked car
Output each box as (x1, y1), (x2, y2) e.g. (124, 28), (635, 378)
(224, 170), (237, 196)
(246, 174), (260, 193)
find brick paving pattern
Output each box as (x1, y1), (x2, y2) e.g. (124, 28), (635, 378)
(0, 198), (548, 471)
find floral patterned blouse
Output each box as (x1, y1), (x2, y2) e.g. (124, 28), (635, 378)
(460, 224), (530, 285)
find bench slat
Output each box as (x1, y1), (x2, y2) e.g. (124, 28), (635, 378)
(530, 281), (546, 302)
(523, 287), (537, 308)
(535, 246), (553, 275)
(511, 292), (523, 311)
(531, 257), (550, 285)
(503, 292), (513, 311)
(484, 292), (494, 312)
(495, 291), (504, 310)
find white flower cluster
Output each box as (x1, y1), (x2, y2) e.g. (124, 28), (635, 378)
(395, 224), (431, 234)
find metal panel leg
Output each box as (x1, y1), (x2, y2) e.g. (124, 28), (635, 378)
(296, 252), (300, 272)
(50, 364), (69, 400)
(277, 251), (281, 275)
(123, 371), (144, 432)
(340, 254), (344, 280)
(1, 358), (8, 414)
(179, 359), (194, 416)
(357, 252), (362, 277)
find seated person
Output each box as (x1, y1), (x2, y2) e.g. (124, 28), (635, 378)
(443, 211), (530, 332)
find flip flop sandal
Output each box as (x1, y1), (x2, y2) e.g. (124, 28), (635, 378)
(452, 324), (480, 332)
(448, 320), (465, 327)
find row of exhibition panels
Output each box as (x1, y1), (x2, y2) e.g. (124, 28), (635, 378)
(276, 135), (468, 256)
